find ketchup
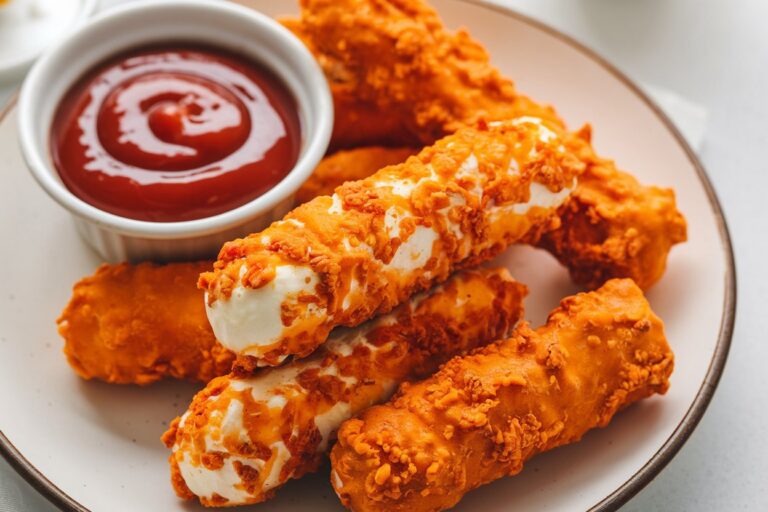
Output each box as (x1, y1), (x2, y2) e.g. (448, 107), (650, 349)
(50, 45), (301, 222)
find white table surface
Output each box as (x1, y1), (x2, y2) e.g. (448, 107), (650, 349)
(1, 0), (765, 510)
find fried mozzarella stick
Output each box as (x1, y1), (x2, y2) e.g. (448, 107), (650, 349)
(200, 119), (584, 370)
(58, 262), (233, 385)
(163, 269), (526, 507)
(293, 0), (687, 289)
(331, 279), (674, 512)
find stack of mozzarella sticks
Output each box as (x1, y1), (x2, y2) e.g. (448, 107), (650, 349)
(56, 0), (684, 510)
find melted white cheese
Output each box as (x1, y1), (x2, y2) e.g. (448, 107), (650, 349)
(385, 225), (439, 272)
(328, 194), (344, 214)
(206, 265), (324, 354)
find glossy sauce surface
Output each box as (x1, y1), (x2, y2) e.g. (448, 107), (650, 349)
(51, 46), (301, 222)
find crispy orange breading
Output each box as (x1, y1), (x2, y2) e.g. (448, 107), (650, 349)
(295, 147), (416, 204)
(291, 0), (559, 149)
(163, 269), (526, 506)
(538, 157), (688, 289)
(330, 279), (674, 512)
(58, 262), (233, 385)
(201, 120), (585, 369)
(292, 147), (686, 291)
(289, 0), (687, 289)
(281, 17), (421, 150)
(56, 147), (414, 385)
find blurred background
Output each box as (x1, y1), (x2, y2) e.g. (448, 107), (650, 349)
(1, 1), (765, 511)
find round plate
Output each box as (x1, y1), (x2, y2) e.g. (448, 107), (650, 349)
(0, 0), (735, 511)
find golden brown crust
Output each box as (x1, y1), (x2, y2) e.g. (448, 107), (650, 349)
(330, 279), (674, 512)
(282, 16), (422, 150)
(165, 269), (526, 506)
(58, 262), (234, 385)
(294, 148), (688, 292)
(537, 157), (688, 289)
(55, 140), (510, 384)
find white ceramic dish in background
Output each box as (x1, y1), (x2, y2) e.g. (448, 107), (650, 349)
(17, 0), (333, 262)
(0, 0), (98, 83)
(0, 0), (734, 511)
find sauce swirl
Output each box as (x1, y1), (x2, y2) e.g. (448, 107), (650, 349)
(51, 46), (301, 222)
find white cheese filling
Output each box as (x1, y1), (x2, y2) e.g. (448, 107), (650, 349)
(205, 265), (325, 354)
(385, 224), (439, 272)
(178, 452), (259, 503)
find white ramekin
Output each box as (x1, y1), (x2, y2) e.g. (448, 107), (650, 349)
(18, 0), (332, 262)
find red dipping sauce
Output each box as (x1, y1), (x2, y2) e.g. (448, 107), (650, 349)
(50, 45), (301, 222)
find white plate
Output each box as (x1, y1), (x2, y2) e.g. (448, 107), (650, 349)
(0, 1), (735, 511)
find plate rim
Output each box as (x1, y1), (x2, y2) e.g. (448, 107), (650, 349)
(0, 1), (736, 511)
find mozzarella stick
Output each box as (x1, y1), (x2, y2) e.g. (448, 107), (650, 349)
(58, 262), (233, 385)
(200, 119), (585, 370)
(163, 268), (526, 506)
(330, 279), (674, 512)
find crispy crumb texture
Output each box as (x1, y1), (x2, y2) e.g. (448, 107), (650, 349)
(538, 155), (688, 289)
(288, 0), (561, 149)
(58, 262), (233, 385)
(330, 279), (674, 512)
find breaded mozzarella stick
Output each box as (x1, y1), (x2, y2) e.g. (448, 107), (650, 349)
(200, 119), (584, 370)
(330, 279), (674, 512)
(58, 262), (233, 385)
(163, 268), (526, 506)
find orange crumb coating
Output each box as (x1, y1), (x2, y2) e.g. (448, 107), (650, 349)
(290, 0), (560, 149)
(289, 0), (687, 290)
(163, 269), (526, 506)
(538, 153), (688, 290)
(57, 262), (233, 385)
(281, 17), (423, 150)
(330, 279), (674, 512)
(295, 147), (416, 204)
(200, 119), (585, 369)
